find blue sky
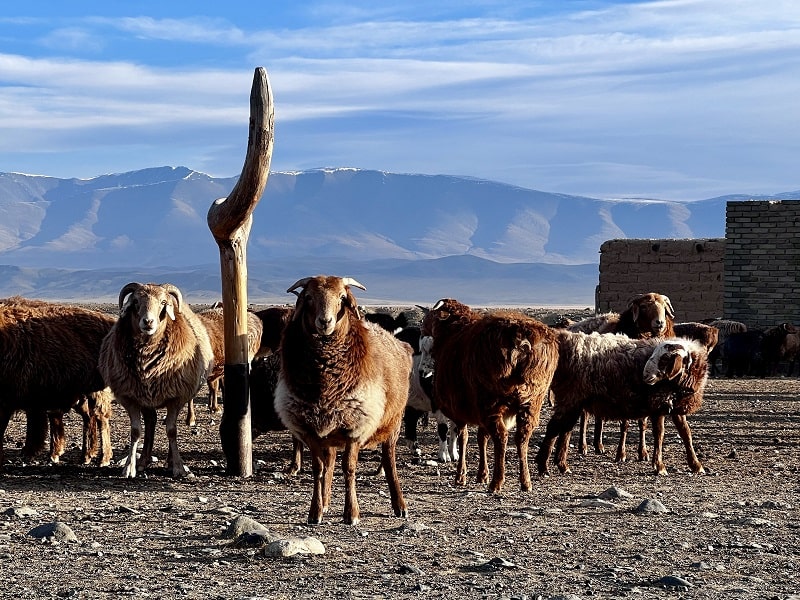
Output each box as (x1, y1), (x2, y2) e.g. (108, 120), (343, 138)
(1, 0), (799, 200)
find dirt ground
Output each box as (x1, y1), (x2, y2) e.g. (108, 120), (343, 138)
(1, 307), (799, 599)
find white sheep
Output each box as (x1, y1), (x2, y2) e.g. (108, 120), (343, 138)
(98, 282), (214, 478)
(274, 275), (413, 525)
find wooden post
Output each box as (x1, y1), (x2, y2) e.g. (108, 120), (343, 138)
(207, 67), (274, 477)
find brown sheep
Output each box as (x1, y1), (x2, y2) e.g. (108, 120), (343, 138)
(428, 298), (559, 492)
(98, 282), (214, 478)
(0, 297), (116, 467)
(761, 323), (800, 376)
(274, 275), (413, 525)
(536, 333), (709, 476)
(192, 307), (264, 421)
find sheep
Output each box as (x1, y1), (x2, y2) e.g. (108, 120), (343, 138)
(760, 323), (800, 377)
(274, 275), (413, 525)
(98, 282), (215, 478)
(47, 389), (114, 467)
(706, 318), (748, 376)
(253, 305), (294, 356)
(363, 309), (408, 334)
(723, 330), (766, 377)
(568, 292), (675, 462)
(427, 298), (559, 492)
(249, 354), (304, 475)
(191, 307), (264, 421)
(535, 333), (709, 477)
(403, 345), (458, 463)
(0, 297), (117, 467)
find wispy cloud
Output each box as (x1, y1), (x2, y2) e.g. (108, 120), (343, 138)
(0, 0), (798, 199)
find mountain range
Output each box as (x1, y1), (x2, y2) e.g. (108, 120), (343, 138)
(1, 166), (796, 305)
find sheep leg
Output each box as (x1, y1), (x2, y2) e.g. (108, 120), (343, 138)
(208, 379), (221, 414)
(435, 410), (457, 462)
(616, 420), (629, 462)
(514, 408), (535, 492)
(544, 409), (581, 474)
(23, 409), (49, 461)
(578, 411), (588, 455)
(593, 418), (605, 454)
(322, 446), (336, 513)
(164, 403), (188, 478)
(671, 413), (705, 474)
(307, 443), (334, 524)
(47, 411), (66, 463)
(454, 424), (469, 486)
(0, 408), (13, 467)
(185, 398), (196, 427)
(121, 406), (143, 478)
(650, 414), (668, 475)
(139, 407), (157, 474)
(637, 417), (649, 462)
(381, 435), (408, 518)
(342, 440), (362, 525)
(402, 406), (423, 456)
(284, 435), (303, 476)
(93, 391), (114, 467)
(476, 426), (490, 485)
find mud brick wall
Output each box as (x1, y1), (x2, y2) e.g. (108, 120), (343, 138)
(724, 200), (800, 329)
(596, 238), (724, 322)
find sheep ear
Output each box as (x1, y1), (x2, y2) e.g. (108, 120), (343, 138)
(631, 304), (640, 322)
(165, 304), (176, 321)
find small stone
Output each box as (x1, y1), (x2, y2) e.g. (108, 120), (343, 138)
(263, 536), (325, 557)
(655, 575), (693, 589)
(224, 515), (271, 540)
(28, 522), (78, 543)
(634, 499), (668, 514)
(4, 506), (40, 519)
(597, 486), (632, 500)
(397, 563), (424, 575)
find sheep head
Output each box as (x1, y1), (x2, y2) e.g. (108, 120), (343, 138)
(628, 292), (674, 337)
(643, 338), (707, 387)
(119, 282), (183, 337)
(287, 275), (365, 336)
(428, 298), (475, 338)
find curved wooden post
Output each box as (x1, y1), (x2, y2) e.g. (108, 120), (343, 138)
(207, 67), (274, 477)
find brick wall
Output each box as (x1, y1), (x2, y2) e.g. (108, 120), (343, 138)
(596, 238), (724, 323)
(724, 200), (800, 329)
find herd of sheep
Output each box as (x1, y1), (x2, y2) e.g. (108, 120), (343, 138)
(0, 278), (797, 525)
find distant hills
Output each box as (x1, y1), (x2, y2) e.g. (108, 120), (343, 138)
(0, 166), (796, 305)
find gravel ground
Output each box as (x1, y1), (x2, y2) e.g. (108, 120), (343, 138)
(0, 305), (798, 599)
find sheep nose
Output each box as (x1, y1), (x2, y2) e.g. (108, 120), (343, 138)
(316, 316), (334, 334)
(142, 317), (155, 329)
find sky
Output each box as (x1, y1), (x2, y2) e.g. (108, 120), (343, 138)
(1, 1), (799, 201)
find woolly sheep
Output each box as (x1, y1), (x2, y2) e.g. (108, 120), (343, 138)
(274, 275), (413, 525)
(192, 307), (264, 421)
(536, 332), (709, 476)
(0, 297), (116, 467)
(98, 282), (214, 478)
(428, 298), (559, 492)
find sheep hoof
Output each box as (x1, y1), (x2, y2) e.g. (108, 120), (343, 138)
(307, 515), (324, 525)
(394, 508), (408, 518)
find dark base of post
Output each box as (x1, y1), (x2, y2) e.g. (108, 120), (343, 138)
(219, 363), (253, 477)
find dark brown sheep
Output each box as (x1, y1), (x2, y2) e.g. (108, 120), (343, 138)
(193, 307), (264, 421)
(761, 323), (800, 376)
(428, 298), (559, 492)
(536, 333), (709, 476)
(568, 292), (676, 461)
(274, 275), (413, 525)
(0, 297), (116, 467)
(249, 353), (304, 475)
(253, 305), (294, 356)
(98, 282), (214, 478)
